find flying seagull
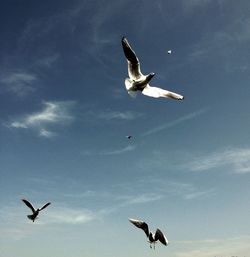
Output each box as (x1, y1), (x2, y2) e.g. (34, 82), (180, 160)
(126, 135), (132, 139)
(22, 199), (51, 222)
(167, 50), (172, 54)
(129, 218), (168, 249)
(121, 37), (184, 100)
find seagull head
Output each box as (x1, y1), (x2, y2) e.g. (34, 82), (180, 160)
(146, 73), (155, 83)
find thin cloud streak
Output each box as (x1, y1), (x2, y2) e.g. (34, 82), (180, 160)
(142, 108), (209, 137)
(83, 109), (144, 121)
(187, 147), (250, 174)
(82, 145), (136, 156)
(44, 207), (96, 225)
(118, 193), (163, 206)
(97, 110), (143, 121)
(174, 235), (250, 257)
(0, 72), (37, 97)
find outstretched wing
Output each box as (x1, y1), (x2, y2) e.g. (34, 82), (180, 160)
(154, 228), (168, 246)
(22, 199), (35, 213)
(129, 218), (149, 238)
(142, 85), (184, 100)
(39, 202), (51, 211)
(122, 37), (143, 80)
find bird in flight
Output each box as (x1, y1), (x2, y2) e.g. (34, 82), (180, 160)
(121, 37), (184, 100)
(126, 135), (132, 139)
(129, 218), (168, 249)
(22, 199), (51, 222)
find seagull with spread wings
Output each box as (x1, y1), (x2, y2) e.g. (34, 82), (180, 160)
(129, 218), (168, 249)
(22, 199), (51, 222)
(121, 37), (184, 100)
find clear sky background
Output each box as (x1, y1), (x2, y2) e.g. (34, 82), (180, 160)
(0, 0), (250, 257)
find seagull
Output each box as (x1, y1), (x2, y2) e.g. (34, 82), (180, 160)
(126, 135), (132, 139)
(121, 37), (184, 100)
(167, 50), (172, 54)
(129, 218), (168, 249)
(22, 199), (51, 222)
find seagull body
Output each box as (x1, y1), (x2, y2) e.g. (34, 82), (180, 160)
(122, 37), (184, 100)
(129, 218), (168, 249)
(22, 199), (51, 222)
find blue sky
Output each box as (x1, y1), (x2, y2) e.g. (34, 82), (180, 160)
(0, 0), (250, 257)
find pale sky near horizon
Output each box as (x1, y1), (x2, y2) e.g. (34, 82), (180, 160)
(0, 1), (250, 257)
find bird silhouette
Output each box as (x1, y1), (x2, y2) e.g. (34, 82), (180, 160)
(129, 218), (168, 249)
(122, 37), (184, 100)
(22, 199), (51, 222)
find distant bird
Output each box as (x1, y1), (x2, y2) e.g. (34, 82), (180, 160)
(167, 50), (172, 54)
(129, 218), (168, 249)
(121, 37), (184, 100)
(22, 199), (51, 222)
(126, 135), (132, 139)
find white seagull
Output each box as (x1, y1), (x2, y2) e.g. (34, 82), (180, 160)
(121, 37), (184, 100)
(22, 199), (51, 222)
(129, 218), (168, 249)
(167, 50), (172, 54)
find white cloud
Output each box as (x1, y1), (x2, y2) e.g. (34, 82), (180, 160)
(187, 148), (250, 174)
(0, 72), (37, 97)
(8, 101), (75, 137)
(142, 108), (208, 137)
(39, 128), (56, 138)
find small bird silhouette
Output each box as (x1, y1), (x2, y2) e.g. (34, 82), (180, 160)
(129, 218), (168, 249)
(22, 199), (51, 222)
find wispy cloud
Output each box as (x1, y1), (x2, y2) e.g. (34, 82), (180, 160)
(97, 110), (143, 121)
(174, 236), (250, 257)
(188, 14), (250, 72)
(187, 147), (250, 174)
(181, 0), (213, 13)
(82, 145), (136, 156)
(159, 180), (215, 200)
(0, 72), (37, 97)
(142, 108), (209, 137)
(113, 178), (215, 202)
(118, 193), (163, 206)
(0, 203), (98, 240)
(183, 188), (215, 200)
(34, 54), (60, 68)
(83, 109), (144, 121)
(39, 128), (56, 138)
(44, 206), (96, 225)
(8, 101), (76, 137)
